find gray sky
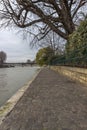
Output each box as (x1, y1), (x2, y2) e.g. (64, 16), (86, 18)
(0, 29), (38, 63)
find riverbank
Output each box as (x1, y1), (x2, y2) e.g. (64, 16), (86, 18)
(0, 67), (41, 125)
(0, 68), (87, 130)
(0, 65), (10, 68)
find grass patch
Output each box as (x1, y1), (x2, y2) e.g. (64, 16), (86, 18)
(0, 102), (11, 115)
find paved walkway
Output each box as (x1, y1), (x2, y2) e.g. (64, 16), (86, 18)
(0, 68), (87, 130)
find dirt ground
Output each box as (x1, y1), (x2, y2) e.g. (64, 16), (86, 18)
(0, 67), (87, 130)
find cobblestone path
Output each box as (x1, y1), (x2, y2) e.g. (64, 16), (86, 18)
(0, 68), (87, 130)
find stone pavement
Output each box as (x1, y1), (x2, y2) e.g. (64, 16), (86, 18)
(0, 68), (87, 130)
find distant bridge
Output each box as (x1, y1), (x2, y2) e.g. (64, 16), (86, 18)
(4, 62), (37, 67)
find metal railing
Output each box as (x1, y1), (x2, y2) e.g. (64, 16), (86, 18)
(51, 44), (87, 68)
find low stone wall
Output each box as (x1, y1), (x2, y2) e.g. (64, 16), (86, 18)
(51, 66), (87, 85)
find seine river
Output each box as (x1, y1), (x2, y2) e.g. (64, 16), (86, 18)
(0, 66), (39, 107)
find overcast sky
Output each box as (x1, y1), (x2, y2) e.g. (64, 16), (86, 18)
(0, 29), (38, 63)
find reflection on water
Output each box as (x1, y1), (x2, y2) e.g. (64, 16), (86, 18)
(0, 66), (39, 107)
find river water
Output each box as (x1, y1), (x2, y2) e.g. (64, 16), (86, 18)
(0, 66), (39, 107)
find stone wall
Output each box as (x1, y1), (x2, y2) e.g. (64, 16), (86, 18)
(51, 66), (87, 85)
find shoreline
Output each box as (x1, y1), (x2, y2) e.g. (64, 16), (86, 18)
(0, 68), (87, 129)
(0, 67), (41, 125)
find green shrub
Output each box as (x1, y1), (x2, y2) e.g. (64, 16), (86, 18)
(65, 19), (87, 66)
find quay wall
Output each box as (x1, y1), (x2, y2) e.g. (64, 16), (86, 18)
(51, 66), (87, 85)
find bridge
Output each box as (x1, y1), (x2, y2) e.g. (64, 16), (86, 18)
(4, 62), (37, 67)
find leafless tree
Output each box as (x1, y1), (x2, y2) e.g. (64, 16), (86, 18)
(0, 0), (87, 42)
(0, 51), (7, 64)
(31, 31), (65, 54)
